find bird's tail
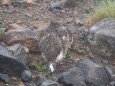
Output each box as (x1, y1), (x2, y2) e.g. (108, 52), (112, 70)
(49, 62), (54, 72)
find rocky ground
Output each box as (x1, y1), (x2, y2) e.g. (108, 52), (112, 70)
(1, 0), (115, 86)
(0, 0), (99, 31)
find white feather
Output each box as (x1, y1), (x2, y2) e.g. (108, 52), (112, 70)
(62, 36), (66, 40)
(56, 50), (64, 62)
(50, 63), (54, 72)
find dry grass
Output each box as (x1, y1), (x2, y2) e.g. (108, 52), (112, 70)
(84, 0), (115, 27)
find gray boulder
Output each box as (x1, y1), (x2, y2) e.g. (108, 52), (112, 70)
(58, 67), (86, 86)
(59, 59), (111, 86)
(3, 29), (39, 52)
(0, 45), (27, 77)
(76, 59), (111, 86)
(88, 18), (115, 61)
(7, 43), (28, 66)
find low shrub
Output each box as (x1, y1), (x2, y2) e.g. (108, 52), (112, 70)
(84, 0), (115, 27)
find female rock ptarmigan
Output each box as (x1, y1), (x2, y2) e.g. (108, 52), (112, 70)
(38, 21), (70, 72)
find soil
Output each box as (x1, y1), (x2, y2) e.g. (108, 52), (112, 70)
(0, 0), (97, 31)
(0, 0), (114, 86)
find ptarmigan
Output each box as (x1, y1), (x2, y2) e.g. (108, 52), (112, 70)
(38, 21), (70, 72)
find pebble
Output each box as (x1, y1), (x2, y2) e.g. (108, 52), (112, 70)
(21, 70), (32, 82)
(40, 80), (59, 86)
(108, 81), (115, 86)
(0, 73), (10, 83)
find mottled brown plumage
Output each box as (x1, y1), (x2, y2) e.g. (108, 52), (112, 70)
(38, 21), (70, 72)
(39, 34), (62, 63)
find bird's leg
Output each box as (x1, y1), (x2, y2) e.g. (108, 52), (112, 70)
(48, 62), (55, 72)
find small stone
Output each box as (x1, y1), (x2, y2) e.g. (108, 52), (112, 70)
(12, 1), (27, 8)
(67, 28), (77, 34)
(111, 74), (115, 81)
(0, 73), (10, 83)
(21, 70), (32, 82)
(11, 77), (18, 81)
(33, 74), (46, 85)
(75, 19), (84, 27)
(25, 82), (36, 86)
(26, 0), (35, 5)
(105, 67), (113, 80)
(52, 77), (58, 82)
(6, 23), (25, 31)
(113, 63), (115, 65)
(40, 80), (59, 86)
(25, 12), (32, 17)
(64, 0), (76, 8)
(49, 1), (63, 12)
(0, 21), (4, 26)
(52, 2), (63, 9)
(5, 84), (8, 86)
(16, 20), (23, 24)
(0, 1), (2, 6)
(32, 25), (38, 29)
(19, 82), (25, 86)
(26, 0), (34, 3)
(2, 0), (10, 6)
(32, 75), (36, 78)
(108, 81), (115, 86)
(101, 59), (110, 65)
(75, 58), (80, 61)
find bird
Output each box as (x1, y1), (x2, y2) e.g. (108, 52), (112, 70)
(37, 21), (70, 72)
